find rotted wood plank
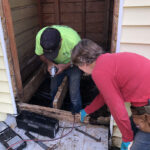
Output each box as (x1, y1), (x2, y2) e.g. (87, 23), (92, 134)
(17, 102), (110, 125)
(53, 76), (68, 109)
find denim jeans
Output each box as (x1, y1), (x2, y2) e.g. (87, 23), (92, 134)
(50, 66), (82, 113)
(130, 117), (150, 150)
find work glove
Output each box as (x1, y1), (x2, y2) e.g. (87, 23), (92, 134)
(121, 141), (133, 150)
(80, 109), (87, 122)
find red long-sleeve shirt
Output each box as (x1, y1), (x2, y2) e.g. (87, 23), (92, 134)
(85, 52), (150, 142)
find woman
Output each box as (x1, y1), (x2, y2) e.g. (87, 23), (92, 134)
(71, 39), (150, 150)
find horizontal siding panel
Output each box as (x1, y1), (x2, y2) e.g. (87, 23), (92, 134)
(41, 3), (55, 14)
(0, 56), (5, 69)
(122, 7), (150, 25)
(11, 5), (38, 22)
(0, 103), (14, 114)
(0, 70), (8, 81)
(124, 0), (150, 7)
(120, 43), (150, 59)
(42, 14), (55, 24)
(15, 27), (38, 48)
(121, 26), (150, 44)
(86, 1), (105, 12)
(0, 113), (7, 121)
(86, 13), (104, 23)
(61, 13), (82, 24)
(13, 17), (39, 35)
(9, 0), (37, 8)
(0, 81), (10, 93)
(60, 2), (82, 13)
(0, 93), (11, 103)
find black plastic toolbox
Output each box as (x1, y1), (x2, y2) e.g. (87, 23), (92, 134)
(16, 111), (59, 138)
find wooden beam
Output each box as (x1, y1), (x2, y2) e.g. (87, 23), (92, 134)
(55, 0), (60, 24)
(53, 76), (68, 109)
(103, 0), (110, 50)
(111, 0), (120, 53)
(82, 0), (86, 38)
(22, 64), (46, 102)
(2, 0), (23, 97)
(37, 0), (42, 27)
(17, 102), (110, 125)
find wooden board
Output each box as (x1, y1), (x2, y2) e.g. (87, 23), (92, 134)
(22, 64), (46, 102)
(20, 56), (42, 84)
(40, 0), (109, 46)
(53, 76), (68, 109)
(60, 2), (82, 13)
(11, 5), (38, 23)
(17, 102), (110, 125)
(41, 3), (55, 14)
(9, 0), (37, 8)
(13, 16), (39, 36)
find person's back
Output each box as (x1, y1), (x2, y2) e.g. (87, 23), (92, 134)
(93, 52), (150, 106)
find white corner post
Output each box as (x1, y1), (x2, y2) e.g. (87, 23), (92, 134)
(116, 0), (124, 53)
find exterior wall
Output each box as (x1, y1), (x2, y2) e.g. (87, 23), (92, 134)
(112, 0), (150, 148)
(120, 0), (150, 59)
(8, 0), (41, 83)
(40, 0), (111, 49)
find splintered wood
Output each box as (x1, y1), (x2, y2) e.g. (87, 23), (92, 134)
(53, 76), (68, 109)
(17, 103), (110, 125)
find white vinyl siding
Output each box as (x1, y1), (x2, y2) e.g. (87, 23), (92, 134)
(0, 18), (17, 121)
(113, 0), (150, 148)
(120, 0), (150, 59)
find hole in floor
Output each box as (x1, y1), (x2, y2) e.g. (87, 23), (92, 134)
(28, 74), (110, 118)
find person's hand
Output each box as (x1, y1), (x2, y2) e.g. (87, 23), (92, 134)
(121, 141), (133, 150)
(80, 109), (87, 122)
(56, 64), (69, 75)
(47, 62), (57, 75)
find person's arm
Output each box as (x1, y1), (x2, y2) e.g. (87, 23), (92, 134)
(93, 70), (133, 142)
(85, 93), (105, 114)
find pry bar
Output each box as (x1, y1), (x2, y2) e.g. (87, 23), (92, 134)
(75, 128), (101, 142)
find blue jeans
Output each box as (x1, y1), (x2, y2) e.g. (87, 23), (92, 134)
(130, 117), (150, 150)
(50, 66), (82, 113)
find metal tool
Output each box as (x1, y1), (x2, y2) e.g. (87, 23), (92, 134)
(50, 66), (58, 77)
(75, 128), (101, 142)
(25, 131), (49, 150)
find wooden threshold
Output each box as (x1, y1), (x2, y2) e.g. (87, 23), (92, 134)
(17, 102), (110, 125)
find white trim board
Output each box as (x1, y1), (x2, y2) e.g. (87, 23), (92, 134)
(116, 0), (124, 53)
(0, 17), (17, 114)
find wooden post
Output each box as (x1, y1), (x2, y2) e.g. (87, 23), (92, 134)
(103, 0), (110, 50)
(55, 0), (60, 24)
(37, 0), (42, 28)
(2, 0), (23, 97)
(111, 0), (120, 53)
(82, 0), (86, 38)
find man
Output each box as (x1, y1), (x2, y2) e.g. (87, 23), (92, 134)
(71, 39), (150, 150)
(35, 25), (82, 113)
